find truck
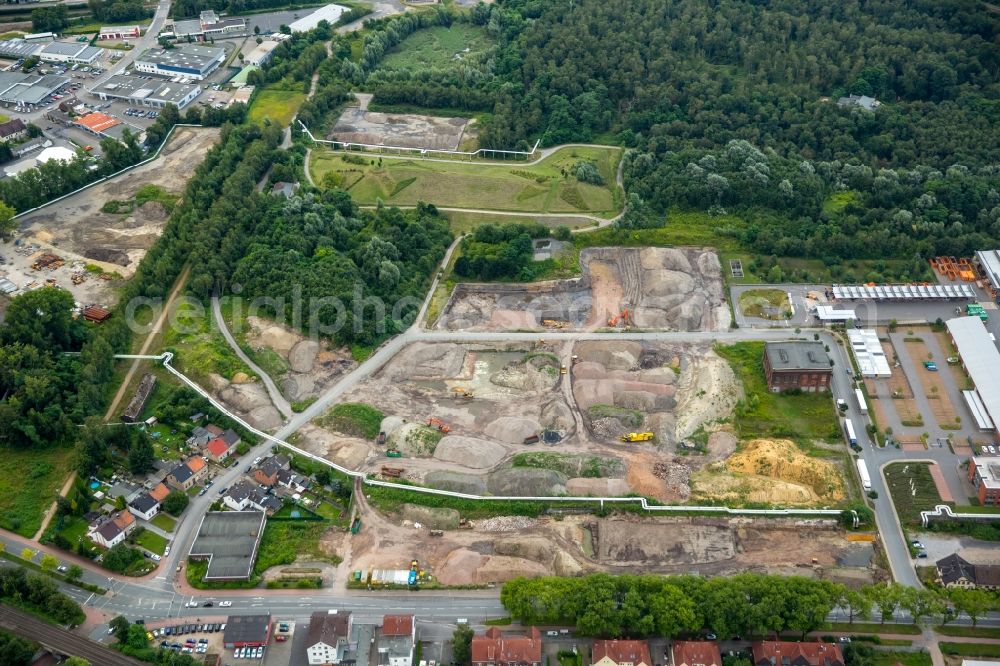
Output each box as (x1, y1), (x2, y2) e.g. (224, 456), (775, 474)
(350, 517), (361, 534)
(854, 388), (868, 415)
(856, 459), (872, 491)
(620, 432), (655, 443)
(844, 419), (858, 447)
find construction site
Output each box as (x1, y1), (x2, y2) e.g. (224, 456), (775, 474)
(436, 247), (731, 331)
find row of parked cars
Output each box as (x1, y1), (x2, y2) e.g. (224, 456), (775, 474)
(125, 107), (159, 119)
(157, 621), (226, 636)
(234, 645), (265, 660)
(160, 637), (209, 654)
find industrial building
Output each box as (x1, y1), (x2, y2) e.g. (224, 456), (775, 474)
(762, 341), (832, 392)
(92, 73), (201, 109)
(289, 3), (347, 32)
(244, 39), (281, 66)
(37, 41), (103, 64)
(812, 305), (856, 323)
(832, 283), (976, 301)
(0, 38), (44, 60)
(847, 329), (891, 377)
(171, 10), (247, 40)
(188, 510), (266, 580)
(947, 316), (1000, 438)
(0, 71), (69, 107)
(99, 25), (141, 40)
(134, 44), (225, 80)
(976, 250), (1000, 301)
(222, 614), (272, 649)
(968, 457), (1000, 505)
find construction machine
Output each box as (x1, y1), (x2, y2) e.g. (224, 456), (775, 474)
(452, 387), (474, 399)
(620, 432), (655, 443)
(427, 417), (451, 433)
(542, 319), (568, 329)
(607, 308), (632, 328)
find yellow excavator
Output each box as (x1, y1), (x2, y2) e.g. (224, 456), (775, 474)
(620, 432), (655, 443)
(452, 387), (474, 399)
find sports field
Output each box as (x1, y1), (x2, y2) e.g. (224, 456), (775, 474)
(247, 89), (307, 127)
(310, 146), (623, 217)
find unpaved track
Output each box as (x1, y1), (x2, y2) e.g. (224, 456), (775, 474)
(103, 265), (191, 420)
(211, 294), (292, 419)
(32, 471), (77, 541)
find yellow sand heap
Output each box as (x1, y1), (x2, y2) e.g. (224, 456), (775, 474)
(726, 438), (845, 500)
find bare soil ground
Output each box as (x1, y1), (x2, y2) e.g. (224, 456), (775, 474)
(903, 338), (960, 428)
(866, 338), (923, 426)
(9, 127), (220, 306)
(349, 496), (876, 585)
(331, 107), (470, 150)
(437, 247), (730, 332)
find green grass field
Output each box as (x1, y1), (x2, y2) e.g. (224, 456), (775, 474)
(310, 146), (623, 217)
(883, 462), (949, 525)
(150, 513), (176, 533)
(0, 447), (73, 537)
(715, 341), (841, 445)
(248, 89), (307, 127)
(163, 299), (255, 385)
(379, 24), (494, 71)
(940, 643), (1000, 658)
(318, 402), (384, 439)
(134, 528), (168, 555)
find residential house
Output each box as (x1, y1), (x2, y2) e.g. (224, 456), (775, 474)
(128, 492), (160, 521)
(277, 468), (312, 494)
(88, 510), (136, 548)
(379, 614), (416, 666)
(271, 181), (299, 197)
(471, 627), (542, 666)
(206, 424), (224, 437)
(836, 94), (879, 111)
(751, 642), (844, 666)
(205, 436), (234, 463)
(936, 553), (1000, 590)
(148, 481), (170, 502)
(167, 457), (208, 491)
(305, 610), (352, 665)
(671, 642), (722, 666)
(254, 455), (291, 487)
(0, 118), (28, 142)
(223, 480), (281, 514)
(187, 426), (211, 448)
(593, 641), (652, 666)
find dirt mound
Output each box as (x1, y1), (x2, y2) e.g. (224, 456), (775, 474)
(383, 342), (466, 380)
(595, 517), (737, 565)
(554, 550), (584, 576)
(247, 405), (282, 431)
(391, 423), (441, 457)
(494, 537), (554, 563)
(638, 367), (678, 384)
(690, 470), (820, 505)
(490, 361), (558, 392)
(247, 316), (299, 356)
(399, 503), (460, 529)
(473, 556), (550, 584)
(539, 398), (575, 432)
(136, 200), (169, 221)
(487, 468), (566, 496)
(84, 247), (131, 265)
(435, 548), (484, 585)
(433, 435), (507, 468)
(484, 416), (540, 444)
(575, 341), (643, 370)
(424, 471), (487, 494)
(726, 438), (844, 500)
(674, 349), (741, 439)
(380, 416), (406, 436)
(288, 340), (320, 373)
(707, 431), (738, 460)
(219, 381), (272, 412)
(566, 477), (632, 496)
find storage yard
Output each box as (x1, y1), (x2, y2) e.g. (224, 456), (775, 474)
(437, 247), (730, 331)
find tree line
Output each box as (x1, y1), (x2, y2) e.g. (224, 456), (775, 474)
(0, 566), (86, 626)
(501, 574), (1000, 639)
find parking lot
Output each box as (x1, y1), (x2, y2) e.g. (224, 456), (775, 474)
(148, 619), (234, 661)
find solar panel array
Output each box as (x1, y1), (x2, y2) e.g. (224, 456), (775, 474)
(832, 284), (976, 300)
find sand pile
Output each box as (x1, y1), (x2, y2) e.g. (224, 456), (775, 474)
(726, 438), (844, 500)
(690, 470), (820, 505)
(382, 342), (466, 380)
(484, 416), (540, 444)
(673, 350), (741, 439)
(575, 341), (643, 370)
(433, 435), (507, 468)
(247, 316), (299, 356)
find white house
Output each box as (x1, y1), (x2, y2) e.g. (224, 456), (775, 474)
(379, 615), (416, 666)
(88, 511), (137, 548)
(306, 610), (351, 665)
(127, 492), (160, 521)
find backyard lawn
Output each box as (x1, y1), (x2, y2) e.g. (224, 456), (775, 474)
(716, 341), (841, 445)
(0, 447), (73, 537)
(134, 528), (169, 556)
(310, 146), (623, 217)
(247, 89), (307, 127)
(151, 513), (177, 533)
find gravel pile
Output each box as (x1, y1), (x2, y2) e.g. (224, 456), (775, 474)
(591, 417), (626, 439)
(477, 516), (537, 532)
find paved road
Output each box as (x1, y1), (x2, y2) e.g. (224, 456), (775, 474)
(211, 294), (293, 419)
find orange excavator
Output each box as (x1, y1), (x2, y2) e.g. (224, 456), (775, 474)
(427, 417), (451, 433)
(607, 308), (632, 328)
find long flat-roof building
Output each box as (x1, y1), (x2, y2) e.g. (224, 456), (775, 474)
(947, 316), (1000, 439)
(100, 25), (141, 40)
(289, 3), (347, 32)
(848, 329), (891, 377)
(0, 71), (69, 107)
(188, 510), (266, 580)
(223, 614), (272, 648)
(37, 41), (103, 64)
(93, 73), (201, 109)
(976, 250), (1000, 300)
(134, 44), (225, 80)
(0, 39), (42, 59)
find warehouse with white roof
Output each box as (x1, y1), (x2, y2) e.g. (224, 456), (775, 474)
(947, 316), (1000, 438)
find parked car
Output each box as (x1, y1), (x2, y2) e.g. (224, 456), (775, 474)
(203, 601), (214, 607)
(219, 601), (232, 607)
